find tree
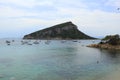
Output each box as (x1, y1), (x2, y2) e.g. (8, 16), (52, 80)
(107, 34), (120, 45)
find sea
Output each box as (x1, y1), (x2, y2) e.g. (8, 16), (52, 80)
(0, 39), (120, 80)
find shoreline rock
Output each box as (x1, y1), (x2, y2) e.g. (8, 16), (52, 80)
(87, 44), (120, 50)
(87, 34), (120, 50)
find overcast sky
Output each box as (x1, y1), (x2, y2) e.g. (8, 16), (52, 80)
(0, 0), (120, 38)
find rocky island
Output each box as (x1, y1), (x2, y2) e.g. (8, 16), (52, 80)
(88, 34), (120, 50)
(23, 21), (95, 39)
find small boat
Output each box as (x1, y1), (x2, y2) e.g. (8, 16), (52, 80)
(12, 40), (15, 42)
(92, 40), (95, 43)
(61, 40), (66, 43)
(97, 61), (99, 64)
(81, 45), (84, 46)
(27, 43), (32, 45)
(6, 40), (10, 43)
(6, 40), (11, 45)
(117, 8), (120, 11)
(33, 41), (39, 44)
(45, 40), (50, 44)
(72, 40), (78, 42)
(7, 43), (10, 45)
(21, 41), (28, 45)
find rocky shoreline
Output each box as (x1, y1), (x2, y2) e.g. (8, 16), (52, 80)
(87, 34), (120, 50)
(87, 44), (120, 50)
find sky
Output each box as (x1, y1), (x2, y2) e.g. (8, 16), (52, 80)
(0, 0), (120, 38)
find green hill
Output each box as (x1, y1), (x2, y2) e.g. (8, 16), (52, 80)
(23, 21), (95, 39)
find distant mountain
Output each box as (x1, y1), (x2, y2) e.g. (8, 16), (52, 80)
(23, 21), (95, 39)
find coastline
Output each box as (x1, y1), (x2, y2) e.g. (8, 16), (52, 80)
(87, 44), (120, 50)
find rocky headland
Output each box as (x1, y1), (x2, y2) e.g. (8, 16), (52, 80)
(87, 34), (120, 50)
(23, 21), (95, 40)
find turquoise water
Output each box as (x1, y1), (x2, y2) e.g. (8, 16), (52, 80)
(0, 39), (120, 80)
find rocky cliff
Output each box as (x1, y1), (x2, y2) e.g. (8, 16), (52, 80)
(23, 21), (95, 39)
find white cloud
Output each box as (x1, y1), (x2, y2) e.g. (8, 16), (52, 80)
(0, 6), (25, 17)
(0, 0), (54, 8)
(106, 0), (120, 7)
(55, 6), (120, 36)
(0, 0), (120, 38)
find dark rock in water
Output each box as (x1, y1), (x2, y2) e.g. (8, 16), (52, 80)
(23, 21), (95, 40)
(0, 74), (4, 78)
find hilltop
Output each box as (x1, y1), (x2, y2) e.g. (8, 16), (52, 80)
(23, 21), (95, 39)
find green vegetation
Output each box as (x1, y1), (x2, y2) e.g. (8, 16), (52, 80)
(100, 34), (120, 45)
(107, 35), (120, 45)
(88, 34), (120, 50)
(102, 35), (114, 40)
(23, 21), (95, 39)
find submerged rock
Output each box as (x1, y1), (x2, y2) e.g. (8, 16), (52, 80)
(10, 77), (16, 80)
(0, 74), (4, 78)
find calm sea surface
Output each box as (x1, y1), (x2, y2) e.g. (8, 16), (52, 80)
(0, 39), (120, 80)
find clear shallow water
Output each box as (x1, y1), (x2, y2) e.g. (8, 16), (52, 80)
(0, 39), (120, 80)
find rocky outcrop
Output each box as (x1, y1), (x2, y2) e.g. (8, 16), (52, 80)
(87, 34), (120, 50)
(23, 21), (95, 39)
(87, 44), (120, 50)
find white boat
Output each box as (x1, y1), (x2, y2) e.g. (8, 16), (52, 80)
(33, 41), (39, 44)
